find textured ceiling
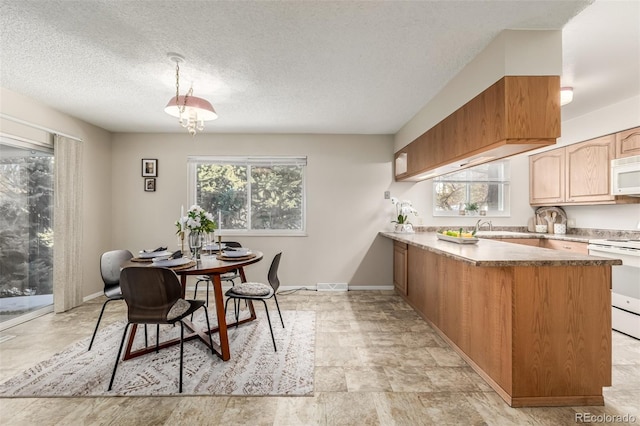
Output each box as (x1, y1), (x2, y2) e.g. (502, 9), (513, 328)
(1, 0), (633, 135)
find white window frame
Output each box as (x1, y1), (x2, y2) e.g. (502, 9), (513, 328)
(432, 160), (511, 217)
(187, 155), (307, 236)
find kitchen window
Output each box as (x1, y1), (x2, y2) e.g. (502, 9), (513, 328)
(188, 156), (307, 235)
(433, 160), (510, 217)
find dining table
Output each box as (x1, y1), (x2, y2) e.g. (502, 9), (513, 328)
(122, 250), (263, 361)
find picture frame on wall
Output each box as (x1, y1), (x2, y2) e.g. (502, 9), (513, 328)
(142, 158), (158, 177)
(144, 178), (156, 192)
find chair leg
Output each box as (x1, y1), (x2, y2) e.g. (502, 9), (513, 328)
(205, 280), (210, 306)
(88, 298), (115, 351)
(108, 323), (130, 391)
(261, 300), (277, 352)
(273, 294), (285, 328)
(179, 321), (184, 393)
(144, 325), (148, 347)
(155, 324), (160, 353)
(202, 306), (214, 354)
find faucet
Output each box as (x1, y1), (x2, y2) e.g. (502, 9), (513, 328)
(475, 219), (493, 232)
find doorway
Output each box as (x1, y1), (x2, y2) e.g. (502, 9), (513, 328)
(0, 135), (54, 330)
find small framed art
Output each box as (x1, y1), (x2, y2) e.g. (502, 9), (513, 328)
(144, 178), (156, 192)
(142, 159), (158, 177)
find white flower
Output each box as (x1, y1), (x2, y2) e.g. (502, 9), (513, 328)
(176, 204), (217, 234)
(391, 197), (418, 224)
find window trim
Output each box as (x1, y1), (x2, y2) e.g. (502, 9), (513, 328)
(187, 156), (308, 236)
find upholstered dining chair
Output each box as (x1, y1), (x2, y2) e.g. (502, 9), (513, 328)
(193, 241), (243, 305)
(88, 249), (134, 351)
(109, 266), (214, 393)
(223, 252), (284, 351)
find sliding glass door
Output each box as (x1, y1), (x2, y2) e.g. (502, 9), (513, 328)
(0, 135), (54, 328)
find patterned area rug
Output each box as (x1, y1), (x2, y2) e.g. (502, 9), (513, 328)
(0, 310), (315, 397)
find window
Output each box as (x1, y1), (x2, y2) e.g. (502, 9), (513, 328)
(188, 156), (307, 235)
(433, 160), (510, 217)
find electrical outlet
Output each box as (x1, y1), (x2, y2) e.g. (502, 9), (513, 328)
(567, 219), (576, 228)
(384, 191), (390, 199)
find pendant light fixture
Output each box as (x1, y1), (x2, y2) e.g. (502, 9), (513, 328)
(164, 53), (217, 135)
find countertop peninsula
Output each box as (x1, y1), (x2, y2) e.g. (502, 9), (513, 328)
(380, 231), (622, 267)
(383, 230), (614, 407)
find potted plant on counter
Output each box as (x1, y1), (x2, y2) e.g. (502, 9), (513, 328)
(391, 197), (418, 233)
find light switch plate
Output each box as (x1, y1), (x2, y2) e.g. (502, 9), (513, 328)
(384, 191), (390, 199)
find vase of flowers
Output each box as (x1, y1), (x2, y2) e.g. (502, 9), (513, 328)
(391, 197), (418, 233)
(176, 205), (217, 259)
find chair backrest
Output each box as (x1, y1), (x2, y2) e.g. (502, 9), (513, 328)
(223, 241), (242, 248)
(267, 252), (282, 292)
(119, 267), (182, 324)
(100, 250), (133, 288)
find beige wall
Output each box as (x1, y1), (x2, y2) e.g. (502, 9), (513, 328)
(1, 88), (114, 298)
(110, 133), (395, 288)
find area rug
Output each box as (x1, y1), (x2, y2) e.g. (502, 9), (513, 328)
(0, 310), (315, 397)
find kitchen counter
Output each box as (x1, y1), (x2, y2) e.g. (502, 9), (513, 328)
(380, 231), (621, 267)
(383, 231), (614, 407)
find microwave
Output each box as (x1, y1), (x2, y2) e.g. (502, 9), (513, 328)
(611, 154), (640, 196)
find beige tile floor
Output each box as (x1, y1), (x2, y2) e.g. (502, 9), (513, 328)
(0, 290), (639, 425)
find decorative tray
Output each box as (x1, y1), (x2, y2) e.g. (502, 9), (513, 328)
(436, 233), (479, 244)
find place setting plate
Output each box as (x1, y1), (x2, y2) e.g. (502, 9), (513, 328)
(151, 257), (194, 268)
(216, 249), (256, 261)
(132, 249), (172, 262)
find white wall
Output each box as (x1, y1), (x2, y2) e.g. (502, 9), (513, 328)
(0, 87), (114, 297)
(110, 133), (395, 288)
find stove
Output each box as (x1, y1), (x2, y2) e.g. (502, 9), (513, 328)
(588, 238), (640, 250)
(588, 238), (640, 339)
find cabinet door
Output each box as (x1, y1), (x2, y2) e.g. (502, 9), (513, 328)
(565, 135), (615, 203)
(616, 127), (640, 159)
(529, 150), (565, 205)
(393, 242), (408, 296)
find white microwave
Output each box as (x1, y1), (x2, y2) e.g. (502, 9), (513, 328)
(611, 154), (640, 196)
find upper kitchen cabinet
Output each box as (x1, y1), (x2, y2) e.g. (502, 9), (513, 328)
(529, 149), (565, 205)
(616, 126), (640, 158)
(565, 135), (615, 204)
(530, 132), (639, 206)
(395, 76), (560, 181)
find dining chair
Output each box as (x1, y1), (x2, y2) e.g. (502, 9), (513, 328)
(88, 250), (135, 351)
(223, 252), (284, 351)
(194, 241), (243, 305)
(109, 266), (214, 393)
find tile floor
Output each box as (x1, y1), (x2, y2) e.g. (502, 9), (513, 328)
(0, 290), (639, 425)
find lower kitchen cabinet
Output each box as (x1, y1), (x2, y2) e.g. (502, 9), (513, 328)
(403, 243), (611, 407)
(393, 241), (408, 296)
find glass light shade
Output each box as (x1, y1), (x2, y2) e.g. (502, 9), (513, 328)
(560, 87), (573, 106)
(165, 95), (218, 121)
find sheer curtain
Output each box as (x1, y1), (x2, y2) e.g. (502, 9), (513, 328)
(53, 134), (83, 312)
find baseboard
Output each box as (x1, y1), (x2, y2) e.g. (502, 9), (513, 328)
(83, 291), (103, 302)
(347, 285), (395, 291)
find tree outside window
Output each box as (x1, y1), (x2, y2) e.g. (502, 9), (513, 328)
(189, 156), (306, 234)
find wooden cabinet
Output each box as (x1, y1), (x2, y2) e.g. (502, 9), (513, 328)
(529, 149), (565, 204)
(541, 239), (588, 254)
(616, 126), (640, 158)
(565, 135), (615, 203)
(393, 242), (408, 296)
(395, 76), (559, 181)
(529, 134), (630, 205)
(402, 244), (611, 407)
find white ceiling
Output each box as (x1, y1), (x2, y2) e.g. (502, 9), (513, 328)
(0, 0), (637, 135)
